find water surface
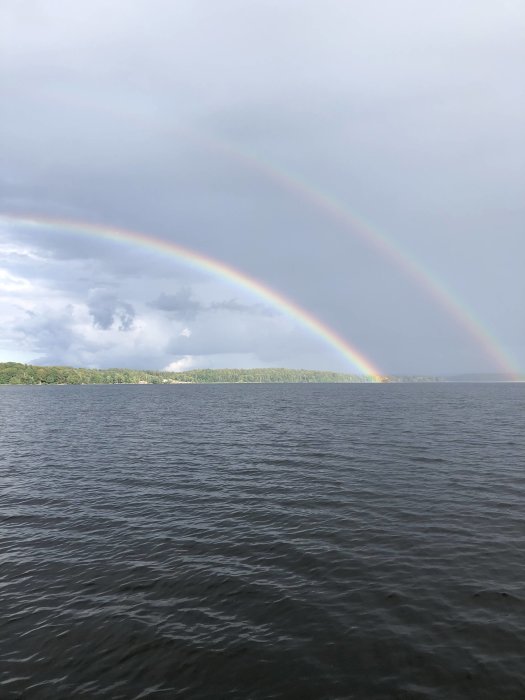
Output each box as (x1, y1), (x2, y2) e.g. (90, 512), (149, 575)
(1, 383), (524, 698)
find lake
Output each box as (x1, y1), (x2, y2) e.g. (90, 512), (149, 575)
(1, 383), (524, 699)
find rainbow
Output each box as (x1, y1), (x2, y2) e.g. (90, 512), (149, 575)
(0, 214), (382, 379)
(32, 91), (520, 376)
(193, 133), (522, 378)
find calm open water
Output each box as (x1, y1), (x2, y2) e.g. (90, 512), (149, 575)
(1, 383), (524, 699)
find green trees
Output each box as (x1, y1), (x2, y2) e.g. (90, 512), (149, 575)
(0, 362), (382, 384)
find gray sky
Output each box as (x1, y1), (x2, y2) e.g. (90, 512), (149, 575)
(1, 0), (524, 374)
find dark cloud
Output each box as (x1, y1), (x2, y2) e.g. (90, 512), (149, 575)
(149, 288), (276, 321)
(149, 288), (202, 321)
(209, 299), (276, 317)
(12, 307), (97, 367)
(15, 310), (77, 356)
(87, 289), (135, 331)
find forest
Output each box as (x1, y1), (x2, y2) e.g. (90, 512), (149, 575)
(0, 362), (394, 384)
(0, 362), (453, 385)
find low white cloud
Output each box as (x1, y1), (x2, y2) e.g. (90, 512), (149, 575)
(0, 268), (33, 292)
(163, 356), (195, 372)
(180, 327), (192, 337)
(0, 239), (44, 261)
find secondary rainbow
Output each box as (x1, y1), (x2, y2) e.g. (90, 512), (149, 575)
(1, 214), (382, 379)
(196, 133), (521, 378)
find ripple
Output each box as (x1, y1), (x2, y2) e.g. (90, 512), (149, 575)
(1, 383), (524, 698)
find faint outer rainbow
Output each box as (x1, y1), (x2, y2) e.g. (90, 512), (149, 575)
(197, 135), (521, 378)
(1, 214), (382, 379)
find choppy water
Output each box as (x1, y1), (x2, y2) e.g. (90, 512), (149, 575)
(1, 383), (524, 699)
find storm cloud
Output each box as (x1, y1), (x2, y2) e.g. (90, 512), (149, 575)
(150, 288), (276, 321)
(0, 1), (523, 373)
(88, 289), (135, 331)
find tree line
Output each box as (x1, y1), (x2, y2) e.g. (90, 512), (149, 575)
(0, 362), (385, 384)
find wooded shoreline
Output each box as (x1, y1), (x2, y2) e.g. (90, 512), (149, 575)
(0, 362), (445, 385)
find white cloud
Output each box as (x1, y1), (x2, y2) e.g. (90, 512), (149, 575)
(0, 268), (33, 292)
(163, 356), (195, 372)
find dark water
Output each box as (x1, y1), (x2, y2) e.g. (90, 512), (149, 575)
(1, 383), (524, 699)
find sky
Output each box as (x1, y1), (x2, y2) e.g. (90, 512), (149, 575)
(1, 0), (524, 375)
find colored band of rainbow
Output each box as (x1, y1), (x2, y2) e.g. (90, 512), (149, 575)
(1, 214), (383, 379)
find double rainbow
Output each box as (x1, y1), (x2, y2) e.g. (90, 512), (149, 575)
(198, 133), (521, 378)
(23, 90), (520, 377)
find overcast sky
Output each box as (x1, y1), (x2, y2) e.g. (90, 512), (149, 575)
(1, 0), (523, 375)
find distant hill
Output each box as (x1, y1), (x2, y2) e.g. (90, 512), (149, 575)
(0, 362), (382, 385)
(445, 373), (525, 382)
